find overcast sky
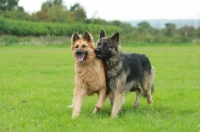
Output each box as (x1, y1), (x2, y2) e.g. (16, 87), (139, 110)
(18, 0), (200, 21)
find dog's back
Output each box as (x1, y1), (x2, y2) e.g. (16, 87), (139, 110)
(122, 53), (154, 94)
(105, 52), (154, 93)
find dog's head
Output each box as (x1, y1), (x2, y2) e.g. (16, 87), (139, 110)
(71, 30), (95, 63)
(95, 30), (120, 60)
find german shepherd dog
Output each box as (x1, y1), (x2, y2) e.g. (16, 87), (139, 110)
(94, 30), (155, 118)
(69, 30), (107, 118)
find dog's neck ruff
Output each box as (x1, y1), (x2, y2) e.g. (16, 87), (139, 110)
(104, 53), (122, 70)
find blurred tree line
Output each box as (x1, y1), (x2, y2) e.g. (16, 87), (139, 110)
(0, 0), (200, 44)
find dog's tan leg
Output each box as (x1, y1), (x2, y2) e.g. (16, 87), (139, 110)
(67, 99), (74, 108)
(134, 90), (140, 109)
(143, 83), (153, 104)
(93, 88), (106, 114)
(72, 88), (85, 118)
(134, 83), (142, 109)
(145, 68), (155, 104)
(111, 91), (124, 118)
(146, 84), (153, 104)
(142, 75), (153, 104)
(108, 91), (114, 106)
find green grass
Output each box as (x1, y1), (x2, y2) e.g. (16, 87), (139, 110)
(0, 44), (200, 132)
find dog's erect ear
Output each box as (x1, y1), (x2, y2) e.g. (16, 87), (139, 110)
(83, 30), (92, 42)
(111, 32), (119, 42)
(71, 32), (80, 43)
(100, 30), (106, 38)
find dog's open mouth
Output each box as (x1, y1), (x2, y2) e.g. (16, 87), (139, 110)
(77, 54), (86, 63)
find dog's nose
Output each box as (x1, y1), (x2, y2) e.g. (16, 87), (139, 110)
(76, 49), (82, 55)
(94, 48), (100, 54)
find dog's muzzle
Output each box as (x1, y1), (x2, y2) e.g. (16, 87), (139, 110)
(76, 49), (83, 55)
(94, 48), (100, 54)
(76, 49), (86, 63)
(94, 48), (104, 58)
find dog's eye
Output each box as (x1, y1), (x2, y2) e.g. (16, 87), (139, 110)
(82, 45), (87, 48)
(98, 43), (101, 46)
(75, 45), (78, 48)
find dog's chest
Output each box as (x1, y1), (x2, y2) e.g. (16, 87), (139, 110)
(106, 70), (121, 91)
(106, 60), (122, 78)
(76, 65), (102, 91)
(105, 59), (131, 91)
(107, 78), (117, 91)
(77, 70), (98, 84)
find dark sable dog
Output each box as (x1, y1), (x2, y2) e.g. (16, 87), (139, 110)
(94, 30), (155, 118)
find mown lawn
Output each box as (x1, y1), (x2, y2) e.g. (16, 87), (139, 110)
(0, 44), (200, 132)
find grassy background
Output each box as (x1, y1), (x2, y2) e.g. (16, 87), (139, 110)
(0, 44), (200, 132)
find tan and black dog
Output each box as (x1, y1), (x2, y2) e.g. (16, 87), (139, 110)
(95, 30), (155, 118)
(69, 30), (107, 118)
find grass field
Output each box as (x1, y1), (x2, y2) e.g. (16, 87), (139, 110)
(0, 44), (200, 132)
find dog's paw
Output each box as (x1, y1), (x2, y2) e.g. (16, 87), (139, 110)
(147, 97), (153, 104)
(67, 104), (73, 108)
(93, 109), (97, 114)
(92, 108), (100, 114)
(111, 114), (119, 118)
(72, 112), (79, 118)
(134, 101), (140, 109)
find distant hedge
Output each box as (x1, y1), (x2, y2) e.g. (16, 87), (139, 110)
(0, 17), (122, 36)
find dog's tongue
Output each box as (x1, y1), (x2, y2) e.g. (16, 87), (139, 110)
(78, 54), (85, 62)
